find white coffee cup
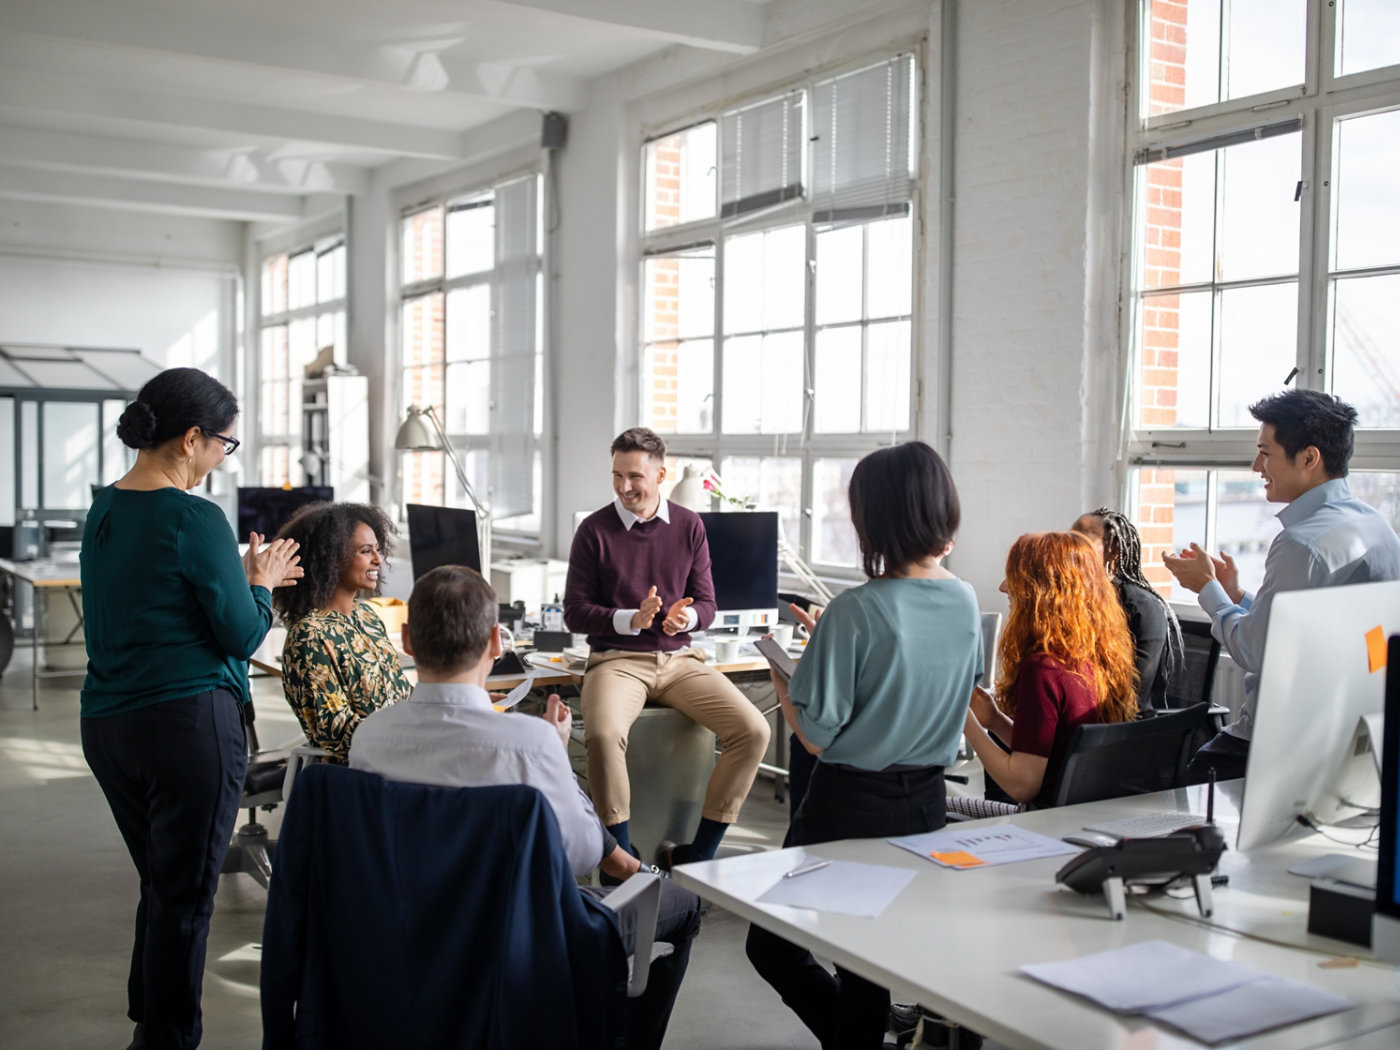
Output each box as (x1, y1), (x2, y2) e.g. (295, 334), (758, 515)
(770, 623), (794, 648)
(715, 638), (742, 663)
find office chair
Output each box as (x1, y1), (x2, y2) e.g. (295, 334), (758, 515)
(218, 707), (289, 888)
(262, 765), (663, 1050)
(1050, 702), (1220, 807)
(1162, 619), (1221, 709)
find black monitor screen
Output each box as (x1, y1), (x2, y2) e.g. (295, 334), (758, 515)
(407, 503), (481, 579)
(698, 511), (778, 611)
(236, 487), (332, 540)
(1379, 636), (1400, 922)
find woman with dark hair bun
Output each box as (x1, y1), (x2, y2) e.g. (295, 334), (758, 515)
(80, 367), (302, 1050)
(271, 502), (411, 761)
(745, 441), (984, 1050)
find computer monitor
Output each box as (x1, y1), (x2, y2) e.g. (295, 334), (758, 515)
(406, 503), (481, 579)
(1237, 580), (1400, 853)
(237, 486), (333, 540)
(1374, 635), (1400, 964)
(698, 511), (779, 631)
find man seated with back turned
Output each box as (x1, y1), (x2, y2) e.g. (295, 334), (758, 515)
(1163, 389), (1400, 781)
(566, 427), (770, 869)
(350, 564), (702, 1050)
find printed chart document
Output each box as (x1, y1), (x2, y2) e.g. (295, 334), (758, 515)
(756, 856), (916, 918)
(1021, 941), (1352, 1045)
(889, 825), (1077, 869)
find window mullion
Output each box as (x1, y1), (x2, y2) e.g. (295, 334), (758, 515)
(1300, 105), (1330, 392)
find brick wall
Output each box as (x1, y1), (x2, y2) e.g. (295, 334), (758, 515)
(1136, 0), (1188, 590)
(644, 140), (683, 433)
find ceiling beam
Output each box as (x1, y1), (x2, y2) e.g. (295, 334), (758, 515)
(488, 0), (764, 54)
(0, 166), (307, 223)
(0, 69), (464, 160)
(0, 125), (370, 196)
(0, 3), (588, 113)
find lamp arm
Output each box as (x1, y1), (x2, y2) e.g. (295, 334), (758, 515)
(421, 405), (493, 572)
(780, 540), (836, 606)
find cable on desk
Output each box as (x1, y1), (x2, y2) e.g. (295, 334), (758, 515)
(1127, 894), (1392, 969)
(1295, 814), (1380, 852)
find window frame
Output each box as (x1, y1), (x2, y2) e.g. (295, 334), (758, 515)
(1122, 1), (1400, 593)
(395, 171), (546, 544)
(637, 51), (924, 578)
(255, 235), (347, 487)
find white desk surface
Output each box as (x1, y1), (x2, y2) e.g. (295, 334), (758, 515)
(674, 783), (1400, 1050)
(0, 556), (82, 587)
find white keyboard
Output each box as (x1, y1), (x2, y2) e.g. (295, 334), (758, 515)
(1083, 812), (1206, 839)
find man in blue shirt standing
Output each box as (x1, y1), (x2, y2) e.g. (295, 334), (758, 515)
(1164, 389), (1400, 780)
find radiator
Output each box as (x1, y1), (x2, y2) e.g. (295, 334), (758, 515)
(1212, 654), (1249, 723)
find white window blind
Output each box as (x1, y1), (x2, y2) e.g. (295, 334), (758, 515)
(721, 92), (804, 219)
(488, 175), (538, 518)
(811, 54), (915, 222)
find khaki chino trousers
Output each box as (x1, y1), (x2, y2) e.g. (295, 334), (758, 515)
(581, 648), (770, 826)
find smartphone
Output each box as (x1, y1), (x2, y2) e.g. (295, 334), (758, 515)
(754, 636), (797, 682)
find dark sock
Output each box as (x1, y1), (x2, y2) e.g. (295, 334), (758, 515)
(607, 821), (631, 856)
(686, 817), (728, 862)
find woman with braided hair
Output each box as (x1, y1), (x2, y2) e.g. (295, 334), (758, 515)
(1071, 507), (1183, 711)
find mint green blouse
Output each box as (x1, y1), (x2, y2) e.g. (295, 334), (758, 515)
(789, 577), (983, 771)
(81, 486), (272, 718)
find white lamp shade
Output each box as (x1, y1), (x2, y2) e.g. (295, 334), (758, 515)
(669, 465), (709, 511)
(394, 408), (441, 451)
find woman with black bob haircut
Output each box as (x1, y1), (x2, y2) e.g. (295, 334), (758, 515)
(746, 441), (984, 1050)
(81, 367), (301, 1050)
(272, 502), (411, 762)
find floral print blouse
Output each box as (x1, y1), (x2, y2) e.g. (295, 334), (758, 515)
(280, 600), (412, 762)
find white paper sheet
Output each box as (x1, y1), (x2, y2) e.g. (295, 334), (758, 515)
(755, 857), (917, 918)
(1020, 940), (1268, 1013)
(889, 825), (1078, 869)
(494, 672), (538, 710)
(1146, 975), (1353, 1044)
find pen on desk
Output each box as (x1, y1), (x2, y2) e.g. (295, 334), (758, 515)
(784, 860), (832, 879)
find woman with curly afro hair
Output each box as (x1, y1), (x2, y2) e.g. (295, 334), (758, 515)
(272, 502), (411, 761)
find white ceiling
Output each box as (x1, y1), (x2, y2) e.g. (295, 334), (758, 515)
(0, 0), (784, 225)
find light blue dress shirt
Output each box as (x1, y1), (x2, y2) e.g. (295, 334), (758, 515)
(789, 576), (983, 770)
(1197, 478), (1400, 739)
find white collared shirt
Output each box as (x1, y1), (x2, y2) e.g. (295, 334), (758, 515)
(349, 681), (605, 875)
(609, 497), (699, 636)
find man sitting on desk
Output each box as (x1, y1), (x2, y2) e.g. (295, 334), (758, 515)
(565, 427), (770, 869)
(1163, 389), (1400, 781)
(350, 565), (702, 1050)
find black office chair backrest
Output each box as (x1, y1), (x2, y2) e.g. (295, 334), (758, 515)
(1162, 619), (1220, 710)
(1050, 702), (1219, 807)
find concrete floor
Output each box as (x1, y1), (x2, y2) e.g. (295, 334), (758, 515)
(0, 647), (1005, 1049)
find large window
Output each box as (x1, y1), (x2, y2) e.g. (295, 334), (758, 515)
(1126, 1), (1400, 595)
(639, 54), (919, 572)
(258, 237), (346, 485)
(398, 174), (544, 536)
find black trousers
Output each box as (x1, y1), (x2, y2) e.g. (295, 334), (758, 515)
(747, 761), (947, 1050)
(81, 689), (247, 1050)
(1185, 730), (1250, 783)
(584, 879), (704, 1050)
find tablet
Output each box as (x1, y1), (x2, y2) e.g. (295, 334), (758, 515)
(754, 636), (797, 682)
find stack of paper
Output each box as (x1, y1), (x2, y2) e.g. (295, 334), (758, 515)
(755, 857), (917, 918)
(1021, 940), (1352, 1044)
(888, 826), (1078, 869)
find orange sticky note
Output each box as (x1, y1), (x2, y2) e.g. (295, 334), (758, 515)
(929, 850), (985, 869)
(1366, 625), (1387, 674)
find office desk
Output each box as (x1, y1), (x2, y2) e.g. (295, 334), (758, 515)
(674, 783), (1400, 1050)
(0, 557), (84, 710)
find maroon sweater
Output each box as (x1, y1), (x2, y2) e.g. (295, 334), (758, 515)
(564, 501), (717, 653)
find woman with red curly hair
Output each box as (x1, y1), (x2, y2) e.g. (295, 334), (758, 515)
(962, 531), (1138, 808)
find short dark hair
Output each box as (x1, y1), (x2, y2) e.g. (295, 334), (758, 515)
(610, 427), (667, 461)
(407, 565), (498, 674)
(271, 502), (397, 622)
(116, 367), (238, 451)
(1249, 389), (1358, 477)
(848, 442), (960, 578)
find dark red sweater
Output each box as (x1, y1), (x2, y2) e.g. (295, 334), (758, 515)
(564, 501), (717, 653)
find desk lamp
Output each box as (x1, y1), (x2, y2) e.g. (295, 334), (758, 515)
(394, 404), (492, 573)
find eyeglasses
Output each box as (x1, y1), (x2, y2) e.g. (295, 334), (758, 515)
(203, 430), (241, 456)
